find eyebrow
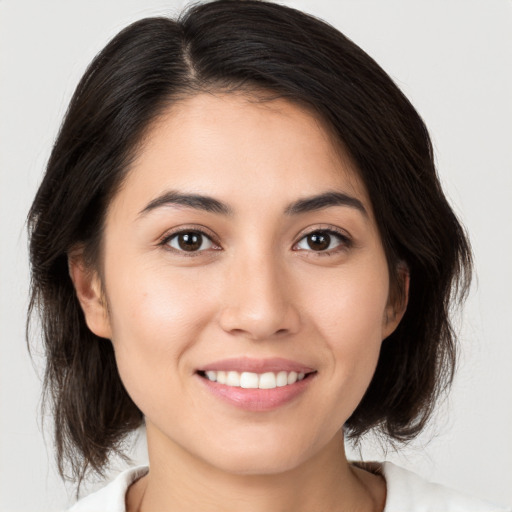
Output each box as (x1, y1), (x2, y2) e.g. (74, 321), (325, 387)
(139, 190), (233, 216)
(138, 190), (367, 218)
(284, 191), (367, 217)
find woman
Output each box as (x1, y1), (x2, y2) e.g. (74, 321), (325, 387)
(26, 1), (510, 511)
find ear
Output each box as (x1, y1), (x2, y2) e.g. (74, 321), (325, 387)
(382, 262), (410, 339)
(68, 249), (112, 339)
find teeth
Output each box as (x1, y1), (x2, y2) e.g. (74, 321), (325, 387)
(259, 372), (276, 389)
(205, 371), (217, 382)
(202, 370), (308, 389)
(287, 371), (298, 384)
(226, 371), (240, 387)
(240, 372), (259, 388)
(276, 371), (288, 387)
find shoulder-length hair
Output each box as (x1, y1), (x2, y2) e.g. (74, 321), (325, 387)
(27, 0), (471, 487)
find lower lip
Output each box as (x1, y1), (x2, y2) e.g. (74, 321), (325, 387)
(197, 374), (314, 412)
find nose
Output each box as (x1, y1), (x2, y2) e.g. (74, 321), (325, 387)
(217, 250), (301, 341)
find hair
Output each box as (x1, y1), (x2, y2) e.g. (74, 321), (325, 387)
(27, 0), (472, 489)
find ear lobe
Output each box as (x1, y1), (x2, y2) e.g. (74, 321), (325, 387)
(68, 251), (112, 339)
(382, 263), (410, 339)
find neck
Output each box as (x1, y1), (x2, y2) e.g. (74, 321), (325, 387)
(128, 425), (385, 512)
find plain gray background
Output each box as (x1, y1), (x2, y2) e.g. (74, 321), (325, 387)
(1, 0), (511, 510)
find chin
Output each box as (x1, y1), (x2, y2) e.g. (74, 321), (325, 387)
(196, 434), (319, 476)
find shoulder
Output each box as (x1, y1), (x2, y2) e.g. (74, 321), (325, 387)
(64, 462), (511, 512)
(67, 466), (149, 512)
(380, 462), (511, 512)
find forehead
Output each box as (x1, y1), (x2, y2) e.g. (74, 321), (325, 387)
(112, 92), (372, 219)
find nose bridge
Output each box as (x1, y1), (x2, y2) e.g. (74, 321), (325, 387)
(218, 241), (300, 340)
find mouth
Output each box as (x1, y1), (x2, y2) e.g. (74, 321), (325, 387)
(195, 358), (317, 411)
(197, 369), (314, 389)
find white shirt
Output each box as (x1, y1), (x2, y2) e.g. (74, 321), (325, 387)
(68, 462), (511, 512)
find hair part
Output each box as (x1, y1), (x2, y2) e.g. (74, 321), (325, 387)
(27, 0), (472, 490)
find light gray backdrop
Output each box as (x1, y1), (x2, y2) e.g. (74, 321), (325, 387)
(1, 0), (511, 510)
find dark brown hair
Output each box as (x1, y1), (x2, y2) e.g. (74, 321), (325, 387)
(27, 0), (472, 488)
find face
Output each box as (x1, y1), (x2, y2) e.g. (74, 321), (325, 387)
(73, 92), (405, 475)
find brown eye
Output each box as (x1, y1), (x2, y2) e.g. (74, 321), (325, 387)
(296, 230), (349, 253)
(306, 232), (330, 251)
(166, 231), (214, 252)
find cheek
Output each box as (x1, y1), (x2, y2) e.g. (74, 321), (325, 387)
(304, 261), (390, 342)
(103, 261), (218, 410)
(300, 262), (389, 401)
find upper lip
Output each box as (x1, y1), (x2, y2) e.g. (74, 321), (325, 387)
(197, 357), (315, 374)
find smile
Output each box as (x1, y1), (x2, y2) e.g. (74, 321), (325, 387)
(201, 370), (307, 389)
(196, 359), (316, 411)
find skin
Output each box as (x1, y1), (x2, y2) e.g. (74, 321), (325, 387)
(70, 92), (407, 512)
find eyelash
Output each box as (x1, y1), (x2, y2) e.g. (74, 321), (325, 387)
(159, 226), (352, 258)
(295, 227), (352, 257)
(159, 227), (220, 258)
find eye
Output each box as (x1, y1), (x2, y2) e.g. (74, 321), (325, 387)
(164, 229), (217, 253)
(295, 229), (350, 254)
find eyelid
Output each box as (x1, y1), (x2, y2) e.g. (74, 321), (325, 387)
(158, 225), (221, 257)
(293, 224), (353, 255)
(158, 223), (353, 257)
